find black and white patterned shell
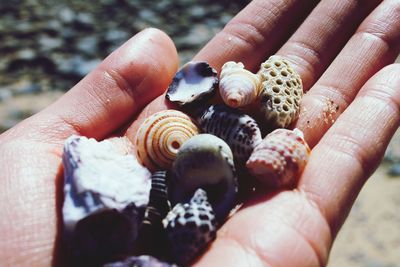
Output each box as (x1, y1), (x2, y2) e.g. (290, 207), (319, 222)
(163, 189), (217, 266)
(103, 255), (177, 267)
(195, 104), (262, 165)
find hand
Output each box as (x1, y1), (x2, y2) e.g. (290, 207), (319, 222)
(0, 1), (399, 266)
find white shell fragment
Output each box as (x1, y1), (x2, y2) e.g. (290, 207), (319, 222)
(62, 135), (151, 233)
(219, 61), (261, 108)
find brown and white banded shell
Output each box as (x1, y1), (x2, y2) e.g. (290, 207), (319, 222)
(219, 61), (261, 108)
(246, 128), (310, 188)
(257, 55), (303, 129)
(135, 110), (199, 171)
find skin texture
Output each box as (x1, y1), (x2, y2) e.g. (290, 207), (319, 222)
(0, 0), (400, 266)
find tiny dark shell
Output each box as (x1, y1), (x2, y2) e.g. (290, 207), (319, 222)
(136, 171), (171, 256)
(166, 61), (218, 107)
(103, 255), (177, 267)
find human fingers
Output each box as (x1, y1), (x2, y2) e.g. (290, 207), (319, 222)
(193, 64), (400, 267)
(296, 0), (400, 147)
(277, 0), (382, 90)
(0, 28), (178, 145)
(299, 63), (400, 236)
(193, 0), (319, 72)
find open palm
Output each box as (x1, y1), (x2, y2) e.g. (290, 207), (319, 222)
(1, 1), (399, 266)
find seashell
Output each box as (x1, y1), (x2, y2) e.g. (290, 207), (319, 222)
(169, 133), (237, 222)
(136, 171), (171, 255)
(142, 171), (171, 227)
(135, 110), (200, 171)
(166, 61), (218, 107)
(103, 255), (177, 267)
(195, 104), (262, 165)
(163, 189), (217, 266)
(219, 61), (262, 108)
(62, 135), (151, 232)
(257, 55), (303, 129)
(62, 135), (151, 265)
(246, 128), (310, 188)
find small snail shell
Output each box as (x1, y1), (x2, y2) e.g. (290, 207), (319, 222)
(195, 104), (262, 166)
(219, 61), (262, 108)
(135, 110), (199, 171)
(246, 128), (310, 188)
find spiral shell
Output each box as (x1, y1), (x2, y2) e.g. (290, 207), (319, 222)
(141, 171), (170, 231)
(169, 134), (237, 222)
(219, 61), (261, 108)
(163, 189), (217, 266)
(195, 104), (262, 166)
(246, 128), (310, 188)
(257, 55), (303, 129)
(135, 110), (199, 171)
(136, 171), (170, 256)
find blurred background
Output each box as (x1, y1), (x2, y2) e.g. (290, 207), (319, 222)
(0, 1), (399, 266)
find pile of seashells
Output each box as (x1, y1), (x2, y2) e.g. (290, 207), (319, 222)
(61, 55), (310, 266)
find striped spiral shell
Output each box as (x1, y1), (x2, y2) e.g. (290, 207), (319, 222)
(219, 61), (261, 108)
(135, 110), (199, 171)
(141, 171), (170, 229)
(136, 171), (170, 256)
(195, 104), (262, 166)
(246, 128), (310, 188)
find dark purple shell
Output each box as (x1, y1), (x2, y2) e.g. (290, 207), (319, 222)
(166, 61), (218, 107)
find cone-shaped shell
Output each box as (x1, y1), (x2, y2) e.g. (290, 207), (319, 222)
(195, 104), (262, 166)
(169, 134), (237, 222)
(246, 128), (310, 188)
(219, 61), (261, 108)
(135, 110), (199, 171)
(163, 189), (217, 266)
(257, 55), (303, 129)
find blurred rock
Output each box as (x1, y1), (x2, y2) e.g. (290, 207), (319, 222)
(0, 0), (250, 134)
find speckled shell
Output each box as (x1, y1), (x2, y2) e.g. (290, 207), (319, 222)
(135, 110), (199, 171)
(219, 61), (262, 108)
(163, 189), (217, 266)
(195, 104), (262, 165)
(246, 128), (310, 188)
(257, 55), (303, 129)
(103, 255), (177, 267)
(169, 134), (237, 222)
(166, 61), (218, 107)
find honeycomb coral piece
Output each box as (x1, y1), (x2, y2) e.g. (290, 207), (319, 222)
(258, 55), (303, 129)
(246, 128), (310, 188)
